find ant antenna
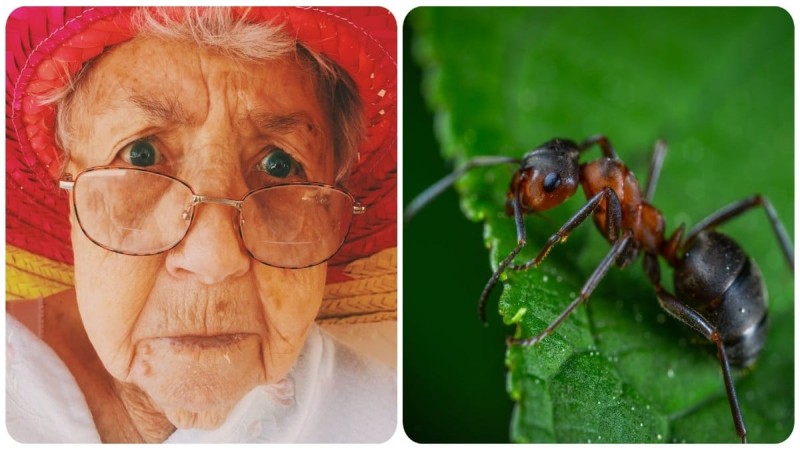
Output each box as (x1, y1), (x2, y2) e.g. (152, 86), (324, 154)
(404, 155), (521, 223)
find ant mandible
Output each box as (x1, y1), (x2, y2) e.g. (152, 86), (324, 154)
(404, 135), (794, 443)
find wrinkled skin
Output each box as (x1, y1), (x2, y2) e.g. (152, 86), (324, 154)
(63, 36), (335, 440)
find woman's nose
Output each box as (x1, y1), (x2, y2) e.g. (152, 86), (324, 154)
(165, 203), (250, 284)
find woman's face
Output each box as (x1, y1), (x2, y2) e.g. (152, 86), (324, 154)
(65, 36), (335, 429)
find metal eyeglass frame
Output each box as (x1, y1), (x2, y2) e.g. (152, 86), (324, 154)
(59, 166), (367, 269)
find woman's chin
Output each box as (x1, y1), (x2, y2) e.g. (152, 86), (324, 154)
(128, 334), (266, 428)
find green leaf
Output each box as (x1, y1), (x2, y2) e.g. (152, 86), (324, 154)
(406, 7), (793, 443)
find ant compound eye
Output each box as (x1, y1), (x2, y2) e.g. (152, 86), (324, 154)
(543, 172), (561, 193)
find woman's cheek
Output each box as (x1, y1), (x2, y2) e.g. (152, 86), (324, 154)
(253, 263), (326, 381)
(72, 222), (161, 380)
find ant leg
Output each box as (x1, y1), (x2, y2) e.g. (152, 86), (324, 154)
(509, 231), (634, 347)
(510, 187), (622, 272)
(579, 134), (619, 159)
(643, 252), (661, 285)
(653, 285), (747, 443)
(478, 190), (528, 323)
(404, 155), (521, 223)
(686, 195), (793, 270)
(644, 140), (668, 202)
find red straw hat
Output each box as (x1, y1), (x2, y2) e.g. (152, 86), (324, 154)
(6, 6), (397, 301)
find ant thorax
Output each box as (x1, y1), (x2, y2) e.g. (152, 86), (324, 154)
(580, 158), (665, 253)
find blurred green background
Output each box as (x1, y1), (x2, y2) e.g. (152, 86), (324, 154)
(403, 7), (793, 443)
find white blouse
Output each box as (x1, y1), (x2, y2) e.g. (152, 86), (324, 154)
(5, 316), (396, 443)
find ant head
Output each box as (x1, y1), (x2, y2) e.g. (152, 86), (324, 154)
(511, 138), (581, 212)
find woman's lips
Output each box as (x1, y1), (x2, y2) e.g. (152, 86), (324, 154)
(166, 333), (253, 349)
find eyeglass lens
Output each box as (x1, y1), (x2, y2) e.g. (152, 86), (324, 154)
(72, 168), (354, 268)
(241, 184), (353, 268)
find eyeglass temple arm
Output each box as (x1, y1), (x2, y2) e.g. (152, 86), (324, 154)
(59, 176), (74, 191)
(353, 203), (367, 215)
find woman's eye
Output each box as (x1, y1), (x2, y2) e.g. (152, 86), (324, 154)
(258, 148), (299, 178)
(122, 140), (162, 167)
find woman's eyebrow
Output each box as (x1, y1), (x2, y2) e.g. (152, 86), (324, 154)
(248, 110), (318, 135)
(125, 95), (194, 125)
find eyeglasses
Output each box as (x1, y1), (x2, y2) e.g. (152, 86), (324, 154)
(59, 167), (366, 269)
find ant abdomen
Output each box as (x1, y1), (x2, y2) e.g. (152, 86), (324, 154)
(673, 231), (768, 368)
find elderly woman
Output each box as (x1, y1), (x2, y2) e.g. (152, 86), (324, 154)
(6, 6), (396, 443)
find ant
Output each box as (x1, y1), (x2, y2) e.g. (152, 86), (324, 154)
(404, 135), (794, 443)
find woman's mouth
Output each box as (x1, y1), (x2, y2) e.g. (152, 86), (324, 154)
(167, 333), (253, 349)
